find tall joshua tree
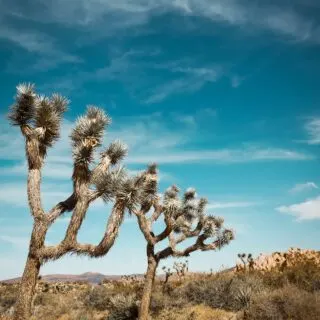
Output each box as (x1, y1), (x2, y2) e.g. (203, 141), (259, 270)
(121, 164), (235, 320)
(8, 84), (130, 320)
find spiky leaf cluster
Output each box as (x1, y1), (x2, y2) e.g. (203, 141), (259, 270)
(8, 83), (36, 126)
(116, 177), (143, 213)
(216, 229), (235, 248)
(202, 215), (224, 238)
(34, 94), (68, 147)
(163, 185), (181, 216)
(139, 163), (159, 210)
(8, 84), (69, 152)
(94, 166), (127, 202)
(160, 185), (233, 249)
(71, 106), (110, 148)
(146, 162), (157, 175)
(101, 140), (128, 165)
(71, 106), (110, 164)
(197, 198), (208, 217)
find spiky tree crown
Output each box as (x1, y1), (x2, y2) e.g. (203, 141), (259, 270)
(8, 83), (36, 127)
(8, 84), (68, 144)
(7, 83), (134, 261)
(126, 163), (234, 262)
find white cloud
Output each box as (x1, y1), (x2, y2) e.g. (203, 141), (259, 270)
(0, 113), (313, 179)
(276, 196), (320, 221)
(0, 162), (73, 180)
(207, 201), (257, 209)
(127, 147), (312, 164)
(0, 182), (70, 208)
(0, 235), (30, 249)
(304, 117), (320, 145)
(289, 182), (318, 193)
(0, 26), (82, 72)
(1, 0), (319, 43)
(230, 75), (244, 88)
(144, 66), (222, 103)
(69, 52), (224, 103)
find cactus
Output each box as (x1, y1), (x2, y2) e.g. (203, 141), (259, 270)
(122, 164), (235, 320)
(7, 84), (129, 320)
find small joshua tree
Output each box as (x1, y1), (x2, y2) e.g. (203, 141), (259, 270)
(173, 260), (189, 280)
(123, 164), (235, 320)
(7, 84), (130, 320)
(162, 266), (173, 285)
(237, 253), (254, 272)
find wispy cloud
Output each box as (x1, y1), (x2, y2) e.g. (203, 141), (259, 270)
(144, 65), (222, 103)
(2, 0), (319, 44)
(0, 235), (29, 249)
(276, 196), (320, 221)
(230, 75), (245, 88)
(0, 182), (69, 208)
(127, 147), (312, 164)
(0, 112), (313, 172)
(289, 182), (318, 194)
(63, 50), (224, 103)
(304, 117), (320, 145)
(0, 25), (81, 71)
(207, 201), (258, 210)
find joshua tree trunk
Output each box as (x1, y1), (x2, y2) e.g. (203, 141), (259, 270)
(139, 254), (158, 320)
(14, 222), (47, 320)
(8, 84), (131, 320)
(13, 255), (41, 320)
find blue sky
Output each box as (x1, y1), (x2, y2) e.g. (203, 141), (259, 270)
(0, 0), (320, 279)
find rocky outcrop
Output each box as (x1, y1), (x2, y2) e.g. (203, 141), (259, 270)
(236, 248), (320, 272)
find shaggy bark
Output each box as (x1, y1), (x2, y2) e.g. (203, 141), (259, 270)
(139, 246), (158, 320)
(130, 167), (235, 320)
(13, 255), (41, 320)
(8, 84), (129, 320)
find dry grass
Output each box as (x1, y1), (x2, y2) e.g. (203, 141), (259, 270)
(153, 305), (237, 320)
(1, 260), (319, 320)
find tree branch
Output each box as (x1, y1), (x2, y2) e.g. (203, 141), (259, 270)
(57, 200), (127, 258)
(134, 210), (156, 245)
(47, 194), (77, 224)
(40, 200), (126, 260)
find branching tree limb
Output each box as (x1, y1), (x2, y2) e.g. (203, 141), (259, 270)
(123, 164), (235, 320)
(8, 84), (130, 320)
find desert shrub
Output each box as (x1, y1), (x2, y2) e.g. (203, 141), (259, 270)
(260, 260), (320, 292)
(83, 285), (112, 311)
(107, 293), (138, 320)
(111, 281), (144, 296)
(174, 273), (264, 311)
(246, 284), (320, 320)
(150, 286), (189, 315)
(0, 285), (17, 311)
(33, 293), (70, 319)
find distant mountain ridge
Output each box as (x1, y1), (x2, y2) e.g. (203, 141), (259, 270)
(2, 272), (144, 284)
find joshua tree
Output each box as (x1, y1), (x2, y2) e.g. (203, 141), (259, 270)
(162, 266), (173, 285)
(123, 164), (234, 320)
(7, 84), (130, 319)
(238, 253), (247, 266)
(237, 253), (254, 272)
(173, 260), (189, 279)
